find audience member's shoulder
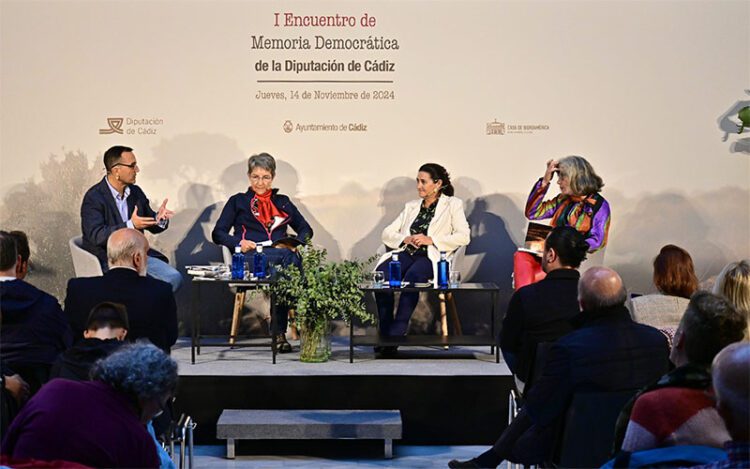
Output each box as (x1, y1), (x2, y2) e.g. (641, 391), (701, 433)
(632, 387), (714, 421)
(8, 279), (61, 308)
(67, 275), (100, 288)
(142, 275), (174, 293)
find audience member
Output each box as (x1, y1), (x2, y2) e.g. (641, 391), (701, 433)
(8, 230), (30, 280)
(0, 365), (30, 437)
(618, 292), (746, 453)
(0, 230), (72, 393)
(500, 226), (588, 392)
(630, 244), (699, 345)
(692, 342), (750, 468)
(80, 145), (181, 291)
(50, 302), (129, 381)
(713, 260), (750, 338)
(450, 267), (670, 468)
(64, 228), (177, 354)
(1, 343), (177, 468)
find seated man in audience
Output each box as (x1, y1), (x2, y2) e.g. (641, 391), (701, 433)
(1, 343), (177, 468)
(0, 231), (72, 393)
(65, 228), (177, 354)
(450, 267), (671, 468)
(694, 342), (750, 468)
(8, 231), (30, 280)
(50, 302), (129, 381)
(617, 292), (746, 452)
(501, 226), (589, 392)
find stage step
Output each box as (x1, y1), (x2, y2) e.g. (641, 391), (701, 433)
(216, 409), (402, 459)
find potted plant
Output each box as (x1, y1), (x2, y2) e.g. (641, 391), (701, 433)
(272, 244), (375, 362)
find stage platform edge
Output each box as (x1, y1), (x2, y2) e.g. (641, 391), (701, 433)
(172, 338), (513, 445)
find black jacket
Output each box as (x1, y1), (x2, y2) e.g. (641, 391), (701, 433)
(498, 306), (671, 463)
(80, 177), (168, 268)
(211, 188), (313, 250)
(500, 268), (580, 381)
(64, 268), (177, 353)
(525, 306), (670, 427)
(49, 338), (124, 381)
(0, 280), (71, 367)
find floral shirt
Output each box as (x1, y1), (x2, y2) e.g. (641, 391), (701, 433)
(405, 198), (438, 254)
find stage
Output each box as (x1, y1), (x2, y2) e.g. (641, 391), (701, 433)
(172, 337), (513, 449)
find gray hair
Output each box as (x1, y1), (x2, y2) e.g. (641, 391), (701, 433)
(107, 228), (147, 267)
(247, 153), (276, 177)
(558, 155), (604, 196)
(91, 342), (178, 401)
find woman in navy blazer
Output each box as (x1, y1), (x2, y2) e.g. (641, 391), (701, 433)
(212, 153), (313, 353)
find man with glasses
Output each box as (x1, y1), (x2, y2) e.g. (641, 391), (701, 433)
(80, 145), (182, 291)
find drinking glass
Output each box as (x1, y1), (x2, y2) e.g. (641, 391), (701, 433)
(372, 271), (384, 288)
(449, 270), (461, 288)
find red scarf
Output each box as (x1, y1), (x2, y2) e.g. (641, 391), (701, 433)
(253, 190), (287, 230)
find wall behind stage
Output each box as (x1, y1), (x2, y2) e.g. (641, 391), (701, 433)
(2, 1), (749, 330)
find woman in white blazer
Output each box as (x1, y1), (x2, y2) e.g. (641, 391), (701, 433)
(374, 163), (470, 350)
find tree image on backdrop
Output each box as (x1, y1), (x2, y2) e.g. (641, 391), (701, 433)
(0, 151), (102, 299)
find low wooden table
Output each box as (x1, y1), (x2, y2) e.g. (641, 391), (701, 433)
(352, 282), (500, 363)
(216, 409), (402, 459)
(190, 277), (279, 364)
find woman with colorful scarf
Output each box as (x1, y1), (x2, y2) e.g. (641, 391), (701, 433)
(212, 153), (313, 353)
(515, 156), (611, 289)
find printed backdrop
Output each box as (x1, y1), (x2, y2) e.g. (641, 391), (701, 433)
(1, 1), (749, 331)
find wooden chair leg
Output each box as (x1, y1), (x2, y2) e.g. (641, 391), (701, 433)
(438, 292), (449, 337)
(288, 309), (299, 341)
(229, 290), (245, 346)
(447, 292), (462, 335)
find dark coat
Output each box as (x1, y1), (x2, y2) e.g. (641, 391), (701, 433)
(49, 338), (125, 381)
(500, 268), (581, 381)
(504, 306), (670, 463)
(211, 188), (313, 250)
(80, 177), (168, 268)
(0, 280), (71, 368)
(64, 268), (177, 354)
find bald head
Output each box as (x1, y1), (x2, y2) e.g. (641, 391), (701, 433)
(107, 228), (149, 275)
(578, 266), (628, 312)
(712, 342), (750, 440)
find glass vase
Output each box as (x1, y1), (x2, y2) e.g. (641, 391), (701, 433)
(299, 321), (332, 363)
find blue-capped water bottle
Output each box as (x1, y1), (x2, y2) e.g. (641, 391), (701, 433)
(253, 245), (267, 279)
(388, 252), (401, 288)
(231, 245), (245, 280)
(437, 251), (449, 289)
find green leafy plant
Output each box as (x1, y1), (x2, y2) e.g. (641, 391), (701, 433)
(272, 244), (375, 361)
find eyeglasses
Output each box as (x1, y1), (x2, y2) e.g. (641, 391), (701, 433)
(154, 395), (176, 418)
(250, 175), (273, 182)
(112, 162), (138, 169)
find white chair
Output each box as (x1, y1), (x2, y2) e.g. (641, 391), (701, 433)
(69, 236), (103, 277)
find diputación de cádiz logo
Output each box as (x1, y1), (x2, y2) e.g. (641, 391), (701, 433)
(99, 117), (164, 135)
(99, 117), (124, 135)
